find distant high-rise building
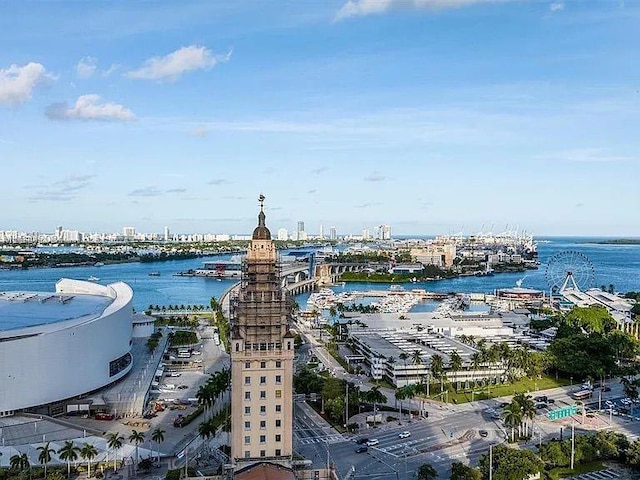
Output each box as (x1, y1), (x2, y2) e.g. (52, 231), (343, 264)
(377, 224), (391, 240)
(319, 224), (324, 240)
(231, 196), (294, 471)
(329, 226), (337, 240)
(277, 228), (288, 241)
(164, 226), (170, 242)
(122, 227), (135, 239)
(362, 228), (370, 240)
(55, 226), (63, 240)
(296, 221), (305, 241)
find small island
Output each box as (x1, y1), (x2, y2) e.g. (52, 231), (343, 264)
(591, 239), (640, 245)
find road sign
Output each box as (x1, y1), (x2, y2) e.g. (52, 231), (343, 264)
(548, 404), (578, 421)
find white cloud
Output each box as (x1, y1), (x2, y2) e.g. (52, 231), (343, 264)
(544, 148), (634, 163)
(46, 94), (136, 121)
(0, 62), (54, 105)
(125, 45), (230, 81)
(76, 57), (98, 79)
(335, 0), (486, 20)
(364, 171), (390, 182)
(550, 2), (564, 12)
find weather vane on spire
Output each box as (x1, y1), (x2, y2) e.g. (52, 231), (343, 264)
(258, 194), (265, 211)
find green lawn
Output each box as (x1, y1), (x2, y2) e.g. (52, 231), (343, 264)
(547, 461), (604, 479)
(426, 376), (572, 404)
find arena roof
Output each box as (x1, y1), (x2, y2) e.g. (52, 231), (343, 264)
(0, 292), (113, 331)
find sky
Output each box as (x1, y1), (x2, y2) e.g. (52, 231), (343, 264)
(1, 1), (639, 237)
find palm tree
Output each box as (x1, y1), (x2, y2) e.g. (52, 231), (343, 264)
(37, 442), (55, 478)
(411, 349), (425, 394)
(80, 443), (98, 478)
(151, 428), (165, 463)
(502, 401), (523, 442)
(399, 352), (409, 387)
(129, 430), (146, 467)
(366, 386), (387, 425)
(198, 419), (216, 439)
(513, 393), (536, 437)
(10, 453), (30, 473)
(449, 351), (463, 391)
(107, 432), (124, 472)
(58, 441), (80, 479)
(470, 352), (483, 388)
(430, 354), (444, 393)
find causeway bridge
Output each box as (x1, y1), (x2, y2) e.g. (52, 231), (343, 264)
(219, 261), (368, 316)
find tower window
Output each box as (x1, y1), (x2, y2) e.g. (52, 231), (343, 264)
(275, 449), (281, 457)
(276, 419), (281, 427)
(245, 392), (251, 400)
(259, 435), (266, 443)
(244, 436), (250, 444)
(276, 361), (281, 368)
(260, 391), (266, 399)
(245, 406), (251, 415)
(260, 361), (266, 369)
(260, 376), (266, 385)
(275, 390), (282, 398)
(275, 404), (281, 413)
(275, 375), (281, 384)
(276, 434), (281, 442)
(245, 361), (251, 369)
(245, 376), (251, 385)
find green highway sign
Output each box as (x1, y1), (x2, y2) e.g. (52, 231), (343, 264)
(548, 404), (578, 421)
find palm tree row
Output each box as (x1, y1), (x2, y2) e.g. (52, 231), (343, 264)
(31, 440), (101, 479)
(148, 304), (208, 312)
(196, 367), (231, 415)
(501, 393), (536, 442)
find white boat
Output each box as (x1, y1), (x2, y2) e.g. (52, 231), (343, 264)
(88, 276), (100, 282)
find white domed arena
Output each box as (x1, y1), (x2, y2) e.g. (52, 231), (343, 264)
(0, 279), (134, 416)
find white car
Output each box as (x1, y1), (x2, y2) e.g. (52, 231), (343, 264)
(398, 431), (411, 439)
(366, 439), (379, 446)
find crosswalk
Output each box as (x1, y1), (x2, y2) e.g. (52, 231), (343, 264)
(295, 434), (346, 445)
(571, 469), (622, 480)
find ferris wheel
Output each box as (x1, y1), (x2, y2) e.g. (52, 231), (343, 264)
(545, 251), (595, 293)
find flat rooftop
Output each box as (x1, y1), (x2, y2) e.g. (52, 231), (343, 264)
(0, 292), (113, 332)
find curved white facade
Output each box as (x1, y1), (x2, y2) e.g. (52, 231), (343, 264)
(0, 279), (134, 415)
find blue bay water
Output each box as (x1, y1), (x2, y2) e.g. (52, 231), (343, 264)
(0, 237), (638, 311)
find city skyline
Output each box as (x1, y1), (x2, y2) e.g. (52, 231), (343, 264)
(1, 2), (639, 236)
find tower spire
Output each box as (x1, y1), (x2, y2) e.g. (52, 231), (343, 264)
(252, 193), (271, 240)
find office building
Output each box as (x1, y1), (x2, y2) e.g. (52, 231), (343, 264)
(277, 228), (288, 241)
(122, 226), (135, 240)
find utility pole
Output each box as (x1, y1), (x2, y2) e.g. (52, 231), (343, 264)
(570, 420), (575, 470)
(489, 444), (493, 480)
(345, 382), (349, 428)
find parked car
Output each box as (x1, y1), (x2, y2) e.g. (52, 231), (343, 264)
(355, 438), (369, 445)
(479, 430), (488, 438)
(366, 439), (379, 446)
(398, 431), (411, 439)
(355, 446), (368, 453)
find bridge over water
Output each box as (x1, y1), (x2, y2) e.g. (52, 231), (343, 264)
(219, 261), (369, 316)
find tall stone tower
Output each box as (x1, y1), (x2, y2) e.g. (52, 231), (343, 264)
(230, 195), (295, 470)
